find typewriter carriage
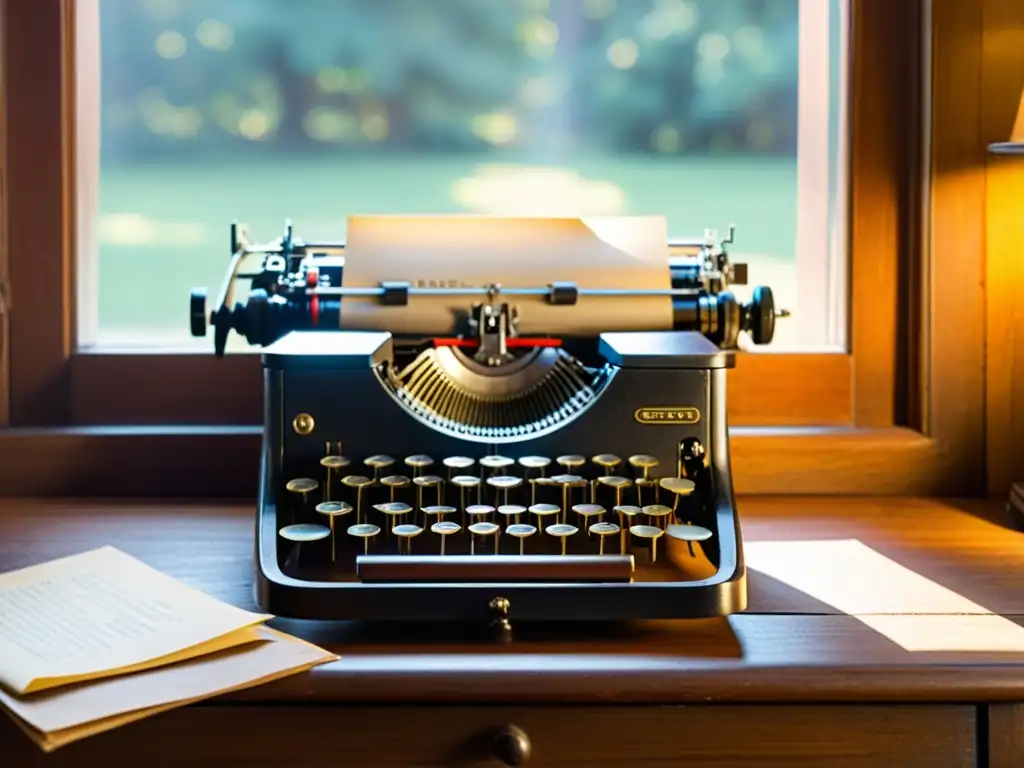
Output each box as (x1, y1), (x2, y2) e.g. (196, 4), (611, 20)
(190, 218), (784, 631)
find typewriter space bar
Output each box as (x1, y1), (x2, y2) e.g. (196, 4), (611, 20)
(356, 555), (634, 583)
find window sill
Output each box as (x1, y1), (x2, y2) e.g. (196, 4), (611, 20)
(0, 425), (962, 498)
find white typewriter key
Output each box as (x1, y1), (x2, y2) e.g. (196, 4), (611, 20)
(431, 520), (462, 555)
(466, 504), (496, 523)
(630, 524), (667, 563)
(442, 456), (475, 480)
(589, 522), (621, 555)
(628, 454), (660, 480)
(614, 505), (643, 552)
(506, 523), (537, 555)
(315, 501), (353, 562)
(498, 504), (527, 526)
(364, 455), (395, 478)
(392, 524), (424, 555)
(468, 521), (501, 555)
(487, 475), (522, 506)
(518, 455), (551, 473)
(404, 454), (434, 477)
(479, 455), (515, 475)
(666, 523), (713, 542)
(592, 454), (622, 469)
(598, 475), (634, 509)
(279, 523), (331, 543)
(285, 478), (319, 522)
(546, 523), (578, 555)
(556, 454), (586, 470)
(642, 504), (674, 529)
(413, 474), (444, 509)
(347, 523), (381, 555)
(451, 474), (483, 509)
(422, 504), (457, 521)
(375, 501), (413, 537)
(660, 477), (696, 514)
(381, 474), (411, 502)
(319, 454), (350, 501)
(528, 503), (560, 528)
(573, 503), (605, 535)
(341, 475), (374, 524)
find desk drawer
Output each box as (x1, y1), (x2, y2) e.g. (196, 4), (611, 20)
(1, 703), (975, 767)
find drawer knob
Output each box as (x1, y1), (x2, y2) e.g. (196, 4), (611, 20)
(491, 724), (531, 766)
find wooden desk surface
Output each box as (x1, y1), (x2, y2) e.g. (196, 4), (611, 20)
(3, 496), (1024, 705)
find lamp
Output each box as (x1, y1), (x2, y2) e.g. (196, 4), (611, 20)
(990, 84), (1024, 526)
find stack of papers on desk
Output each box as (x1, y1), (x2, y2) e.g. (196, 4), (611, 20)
(0, 546), (338, 752)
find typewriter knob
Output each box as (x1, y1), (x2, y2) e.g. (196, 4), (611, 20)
(491, 724), (531, 766)
(745, 286), (776, 345)
(190, 288), (208, 337)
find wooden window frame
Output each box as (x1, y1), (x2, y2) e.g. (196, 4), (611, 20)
(0, 0), (989, 498)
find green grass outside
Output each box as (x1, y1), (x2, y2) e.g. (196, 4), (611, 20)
(95, 153), (797, 340)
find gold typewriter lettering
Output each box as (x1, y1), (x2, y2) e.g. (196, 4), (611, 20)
(633, 407), (700, 425)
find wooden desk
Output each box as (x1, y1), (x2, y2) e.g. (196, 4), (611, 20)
(2, 496), (1023, 767)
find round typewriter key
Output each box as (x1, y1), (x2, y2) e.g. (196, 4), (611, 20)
(518, 455), (551, 471)
(364, 455), (395, 481)
(660, 477), (695, 494)
(422, 504), (457, 520)
(506, 523), (537, 555)
(660, 477), (696, 514)
(479, 455), (515, 475)
(413, 474), (444, 509)
(442, 456), (475, 480)
(279, 523), (330, 542)
(556, 454), (586, 470)
(666, 523), (713, 542)
(381, 474), (411, 502)
(320, 455), (350, 469)
(630, 524), (666, 563)
(528, 503), (560, 527)
(468, 521), (500, 555)
(286, 478), (319, 495)
(592, 454), (622, 469)
(319, 455), (350, 501)
(375, 501), (413, 536)
(404, 454), (434, 477)
(545, 523), (578, 555)
(572, 503), (606, 532)
(431, 520), (462, 554)
(315, 501), (353, 562)
(642, 504), (674, 528)
(392, 524), (424, 555)
(589, 521), (621, 554)
(342, 474), (374, 524)
(347, 522), (381, 555)
(498, 504), (527, 525)
(487, 475), (522, 506)
(628, 454), (659, 478)
(466, 504), (495, 523)
(597, 475), (634, 509)
(451, 474), (483, 510)
(614, 504), (643, 552)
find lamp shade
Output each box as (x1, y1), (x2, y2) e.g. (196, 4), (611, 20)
(990, 84), (1024, 154)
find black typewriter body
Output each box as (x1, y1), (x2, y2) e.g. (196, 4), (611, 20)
(191, 219), (782, 634)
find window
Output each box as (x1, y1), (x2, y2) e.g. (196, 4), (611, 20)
(0, 0), (989, 497)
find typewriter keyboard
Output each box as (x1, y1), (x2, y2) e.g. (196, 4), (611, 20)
(276, 448), (719, 583)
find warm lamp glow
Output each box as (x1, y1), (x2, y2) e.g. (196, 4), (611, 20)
(990, 84), (1024, 154)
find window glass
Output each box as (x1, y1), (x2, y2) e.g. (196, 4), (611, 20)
(81, 0), (847, 351)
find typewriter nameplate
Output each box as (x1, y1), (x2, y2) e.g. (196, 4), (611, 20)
(634, 407), (701, 425)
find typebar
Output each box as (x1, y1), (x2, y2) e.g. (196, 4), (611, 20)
(356, 554), (635, 583)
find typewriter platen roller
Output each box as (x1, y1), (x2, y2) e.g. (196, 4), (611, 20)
(190, 215), (785, 638)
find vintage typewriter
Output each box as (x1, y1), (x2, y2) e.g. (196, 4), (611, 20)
(189, 215), (781, 637)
